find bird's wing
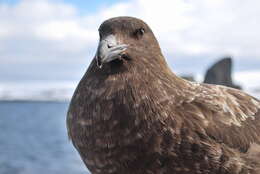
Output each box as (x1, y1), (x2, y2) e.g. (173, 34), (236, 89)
(180, 83), (260, 152)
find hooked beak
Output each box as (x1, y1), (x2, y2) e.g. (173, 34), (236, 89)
(95, 34), (128, 68)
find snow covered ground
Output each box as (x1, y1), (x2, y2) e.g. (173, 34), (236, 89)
(0, 71), (259, 101)
(0, 81), (76, 102)
(233, 71), (260, 99)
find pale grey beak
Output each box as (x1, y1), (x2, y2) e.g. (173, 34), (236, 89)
(95, 35), (128, 68)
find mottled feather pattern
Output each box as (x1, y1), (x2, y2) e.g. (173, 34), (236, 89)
(67, 17), (260, 174)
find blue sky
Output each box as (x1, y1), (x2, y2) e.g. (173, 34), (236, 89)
(1, 0), (18, 4)
(62, 0), (124, 14)
(2, 0), (124, 14)
(0, 0), (259, 82)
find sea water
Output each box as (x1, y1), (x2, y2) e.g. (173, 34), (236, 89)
(0, 101), (88, 174)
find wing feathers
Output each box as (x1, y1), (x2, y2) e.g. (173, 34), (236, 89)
(180, 83), (260, 152)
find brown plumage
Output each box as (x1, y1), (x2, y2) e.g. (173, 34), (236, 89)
(67, 16), (260, 174)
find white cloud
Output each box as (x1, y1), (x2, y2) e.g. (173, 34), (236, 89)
(0, 0), (259, 76)
(102, 0), (260, 59)
(0, 0), (99, 63)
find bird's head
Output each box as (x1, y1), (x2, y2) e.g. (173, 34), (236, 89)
(95, 16), (164, 69)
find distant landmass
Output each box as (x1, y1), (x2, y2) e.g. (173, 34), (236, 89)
(0, 67), (259, 101)
(0, 77), (259, 101)
(0, 81), (75, 102)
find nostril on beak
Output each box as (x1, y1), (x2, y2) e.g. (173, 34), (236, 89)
(107, 44), (112, 48)
(96, 56), (103, 69)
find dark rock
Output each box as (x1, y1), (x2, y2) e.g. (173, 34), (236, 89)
(204, 57), (241, 89)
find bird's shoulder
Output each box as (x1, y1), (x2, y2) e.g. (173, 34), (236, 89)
(184, 82), (260, 125)
(176, 81), (260, 151)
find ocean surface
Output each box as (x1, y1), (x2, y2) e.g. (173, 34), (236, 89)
(0, 101), (89, 174)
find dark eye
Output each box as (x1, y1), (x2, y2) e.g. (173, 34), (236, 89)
(134, 28), (145, 39)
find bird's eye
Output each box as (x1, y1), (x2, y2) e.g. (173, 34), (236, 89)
(134, 28), (145, 39)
